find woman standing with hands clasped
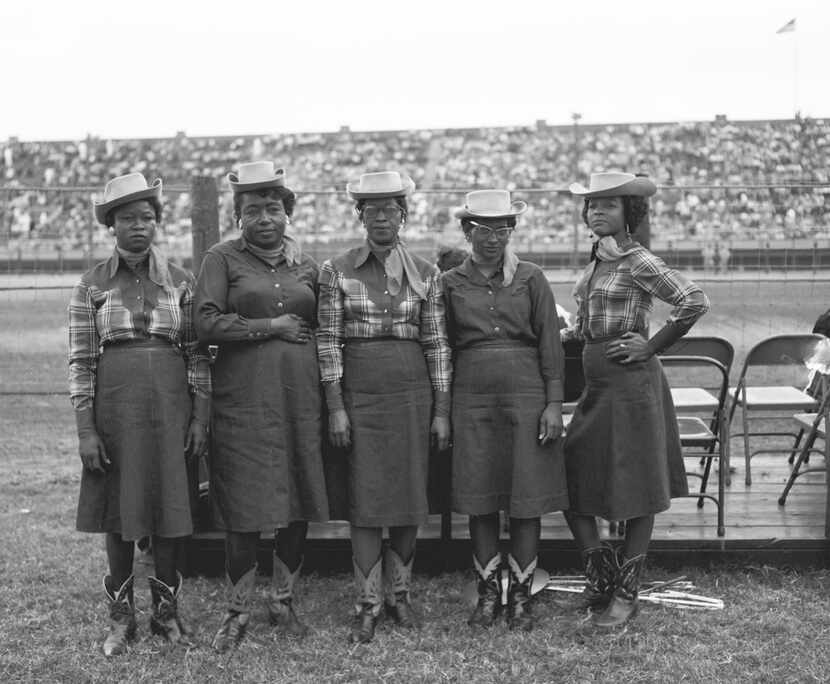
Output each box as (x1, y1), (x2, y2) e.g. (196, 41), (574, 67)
(69, 173), (211, 656)
(194, 162), (329, 652)
(441, 190), (568, 632)
(564, 172), (709, 629)
(317, 171), (451, 644)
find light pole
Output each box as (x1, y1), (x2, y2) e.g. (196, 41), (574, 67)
(571, 113), (582, 269)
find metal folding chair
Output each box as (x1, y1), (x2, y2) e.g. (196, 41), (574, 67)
(661, 336), (733, 537)
(778, 374), (829, 505)
(726, 334), (824, 485)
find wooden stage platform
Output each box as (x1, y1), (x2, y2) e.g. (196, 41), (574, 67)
(188, 453), (829, 574)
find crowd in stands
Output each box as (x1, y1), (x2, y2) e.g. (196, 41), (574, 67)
(2, 116), (829, 258)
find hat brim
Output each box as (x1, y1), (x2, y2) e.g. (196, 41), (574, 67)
(347, 176), (415, 199)
(227, 172), (287, 195)
(569, 177), (657, 198)
(93, 179), (163, 226)
(454, 200), (528, 220)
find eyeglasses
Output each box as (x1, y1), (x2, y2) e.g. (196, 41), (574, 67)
(469, 221), (513, 240)
(363, 205), (403, 220)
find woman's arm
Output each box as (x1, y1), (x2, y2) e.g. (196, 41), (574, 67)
(180, 276), (211, 424)
(68, 280), (99, 412)
(193, 251), (274, 344)
(528, 267), (565, 404)
(630, 249), (710, 354)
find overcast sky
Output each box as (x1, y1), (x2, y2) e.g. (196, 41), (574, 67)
(1, 0), (827, 141)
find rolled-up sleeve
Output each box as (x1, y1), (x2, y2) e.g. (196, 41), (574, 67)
(180, 278), (212, 398)
(194, 251), (271, 343)
(316, 259), (345, 384)
(631, 251), (710, 334)
(418, 270), (452, 392)
(529, 269), (564, 403)
(68, 280), (99, 411)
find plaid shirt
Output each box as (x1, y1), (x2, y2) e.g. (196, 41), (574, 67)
(574, 245), (709, 341)
(68, 246), (211, 410)
(317, 243), (452, 391)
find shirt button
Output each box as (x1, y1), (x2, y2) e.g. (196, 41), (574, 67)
(383, 309), (388, 313)
(271, 269), (276, 273)
(278, 302), (284, 308)
(274, 283), (280, 288)
(488, 290), (493, 296)
(489, 306), (495, 311)
(494, 326), (500, 332)
(384, 290), (389, 295)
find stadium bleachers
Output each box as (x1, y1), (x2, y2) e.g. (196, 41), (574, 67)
(2, 117), (829, 259)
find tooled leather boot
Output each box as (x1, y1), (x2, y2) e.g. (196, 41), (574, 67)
(102, 574), (136, 657)
(579, 544), (616, 611)
(593, 553), (646, 629)
(265, 553), (309, 638)
(467, 554), (502, 628)
(148, 572), (192, 645)
(212, 565), (256, 653)
(350, 557), (383, 644)
(506, 554), (537, 632)
(383, 546), (421, 629)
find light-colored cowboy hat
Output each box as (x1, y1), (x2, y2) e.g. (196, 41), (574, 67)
(569, 172), (657, 198)
(346, 171), (415, 199)
(93, 173), (163, 226)
(227, 161), (287, 194)
(454, 190), (527, 220)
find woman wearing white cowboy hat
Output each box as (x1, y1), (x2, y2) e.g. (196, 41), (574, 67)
(194, 162), (329, 652)
(441, 190), (568, 632)
(563, 172), (709, 628)
(69, 172), (211, 656)
(317, 171), (452, 644)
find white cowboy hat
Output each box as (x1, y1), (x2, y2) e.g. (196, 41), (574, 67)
(346, 171), (415, 199)
(93, 173), (162, 226)
(227, 161), (287, 194)
(569, 172), (657, 198)
(454, 190), (527, 220)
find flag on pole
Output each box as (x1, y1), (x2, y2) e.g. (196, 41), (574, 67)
(776, 18), (796, 34)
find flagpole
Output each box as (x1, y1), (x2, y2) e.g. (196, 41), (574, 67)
(793, 27), (799, 116)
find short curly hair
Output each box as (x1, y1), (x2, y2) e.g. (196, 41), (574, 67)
(581, 195), (649, 234)
(233, 187), (296, 220)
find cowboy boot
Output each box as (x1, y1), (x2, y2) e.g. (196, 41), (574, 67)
(593, 553), (646, 629)
(102, 574), (136, 657)
(349, 557), (383, 644)
(467, 553), (503, 628)
(265, 552), (308, 638)
(506, 554), (537, 632)
(383, 546), (422, 629)
(578, 544), (616, 611)
(212, 565), (256, 653)
(148, 572), (192, 645)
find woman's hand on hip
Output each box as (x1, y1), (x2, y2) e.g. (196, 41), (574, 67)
(606, 331), (651, 364)
(269, 314), (312, 344)
(538, 402), (564, 445)
(431, 416), (451, 451)
(185, 419), (208, 459)
(78, 432), (110, 473)
(328, 408), (351, 449)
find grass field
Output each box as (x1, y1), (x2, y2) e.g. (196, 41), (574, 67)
(1, 276), (829, 681)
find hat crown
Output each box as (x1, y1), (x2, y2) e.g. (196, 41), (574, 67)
(463, 190), (514, 215)
(235, 161), (283, 184)
(587, 172), (636, 191)
(355, 171), (404, 193)
(102, 173), (151, 202)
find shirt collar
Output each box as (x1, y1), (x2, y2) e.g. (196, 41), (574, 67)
(353, 241), (375, 269)
(455, 255), (504, 285)
(107, 245), (172, 287)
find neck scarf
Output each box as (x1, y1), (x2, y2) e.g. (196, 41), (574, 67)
(367, 239), (427, 300)
(595, 235), (636, 262)
(117, 246), (150, 270)
(471, 244), (519, 286)
(244, 234), (302, 267)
